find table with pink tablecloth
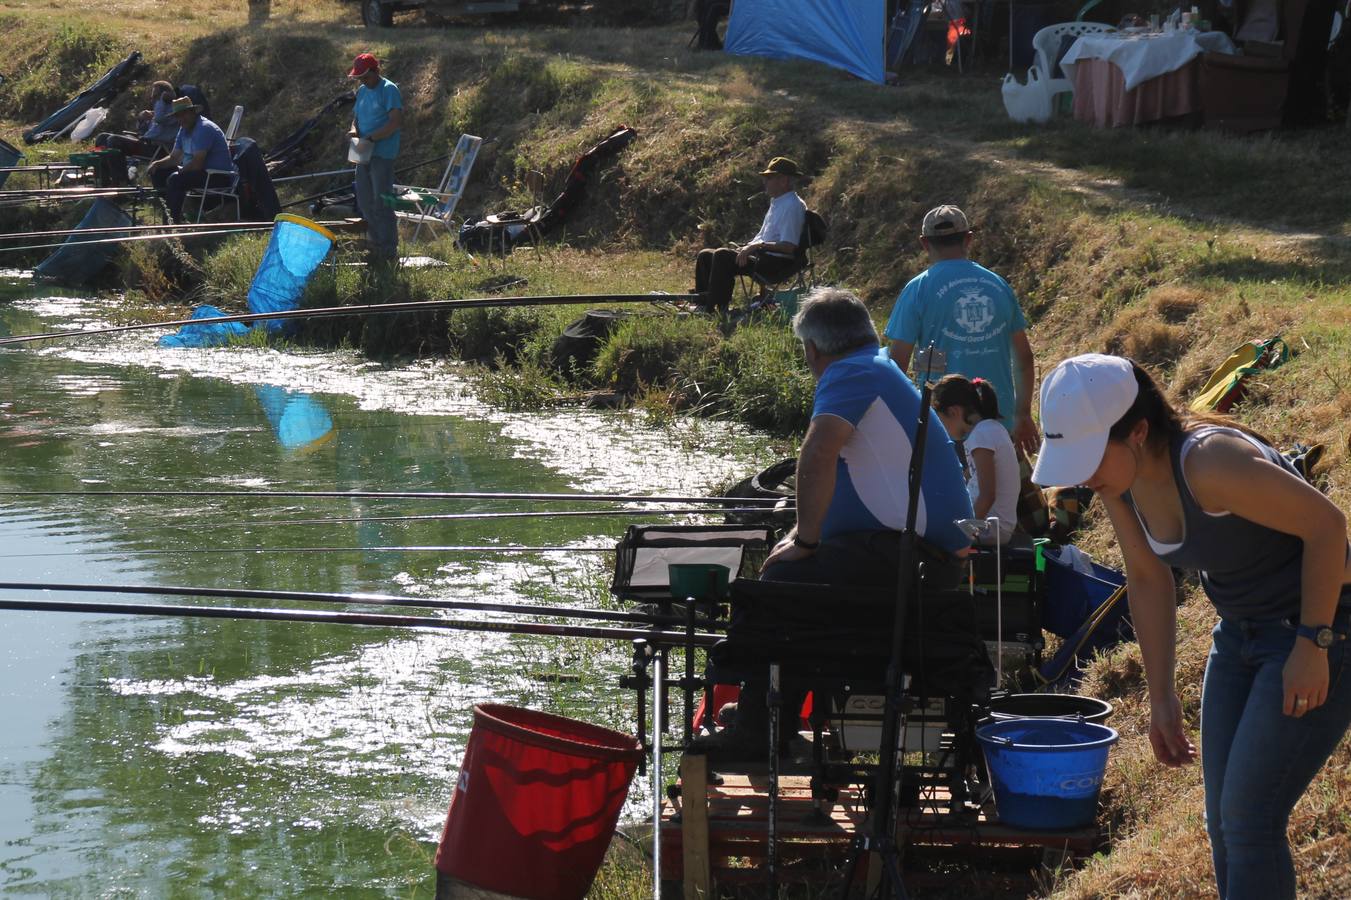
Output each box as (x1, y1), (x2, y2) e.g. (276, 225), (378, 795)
(1060, 30), (1237, 127)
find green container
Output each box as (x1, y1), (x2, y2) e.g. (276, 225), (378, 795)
(667, 563), (731, 601)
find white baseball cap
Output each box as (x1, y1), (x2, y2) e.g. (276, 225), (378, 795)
(1031, 354), (1140, 487)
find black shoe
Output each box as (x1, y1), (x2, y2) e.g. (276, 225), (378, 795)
(686, 725), (766, 762)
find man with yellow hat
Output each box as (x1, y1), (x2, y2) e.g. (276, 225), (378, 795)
(693, 156), (806, 314)
(146, 96), (235, 223)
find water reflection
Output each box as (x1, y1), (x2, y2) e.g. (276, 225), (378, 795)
(0, 293), (771, 894)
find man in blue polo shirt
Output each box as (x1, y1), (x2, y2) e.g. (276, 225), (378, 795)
(146, 96), (236, 223)
(348, 53), (403, 263)
(763, 286), (973, 584)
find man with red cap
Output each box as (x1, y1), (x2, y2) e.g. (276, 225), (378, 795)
(348, 53), (403, 263)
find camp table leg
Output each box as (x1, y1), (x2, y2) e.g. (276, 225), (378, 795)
(680, 753), (711, 899)
(683, 597), (696, 745)
(767, 662), (781, 899)
(652, 649), (665, 900)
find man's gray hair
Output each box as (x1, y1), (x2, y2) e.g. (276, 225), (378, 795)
(791, 287), (880, 356)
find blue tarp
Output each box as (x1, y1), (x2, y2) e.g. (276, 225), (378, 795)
(34, 198), (133, 284)
(159, 215), (334, 348)
(724, 0), (885, 84)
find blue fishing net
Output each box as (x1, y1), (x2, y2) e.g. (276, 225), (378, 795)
(34, 198), (133, 284)
(158, 215), (333, 348)
(254, 384), (334, 451)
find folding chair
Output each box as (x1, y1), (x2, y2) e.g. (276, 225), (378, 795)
(224, 105), (244, 141)
(738, 208), (829, 308)
(390, 133), (483, 243)
(192, 168), (242, 222)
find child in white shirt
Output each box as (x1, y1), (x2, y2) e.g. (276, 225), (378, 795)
(931, 374), (1021, 545)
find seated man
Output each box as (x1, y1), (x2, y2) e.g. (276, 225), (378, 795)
(146, 96), (236, 224)
(696, 286), (975, 757)
(95, 81), (179, 161)
(693, 156), (806, 314)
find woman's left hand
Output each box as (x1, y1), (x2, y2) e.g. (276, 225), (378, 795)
(1282, 639), (1330, 717)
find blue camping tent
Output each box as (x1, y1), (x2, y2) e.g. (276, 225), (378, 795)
(724, 0), (886, 84)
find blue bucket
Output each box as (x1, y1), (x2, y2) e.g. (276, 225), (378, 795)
(977, 718), (1118, 830)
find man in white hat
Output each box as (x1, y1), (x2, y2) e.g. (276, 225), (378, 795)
(884, 205), (1037, 456)
(146, 96), (236, 223)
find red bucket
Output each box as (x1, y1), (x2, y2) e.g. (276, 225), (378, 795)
(434, 704), (644, 900)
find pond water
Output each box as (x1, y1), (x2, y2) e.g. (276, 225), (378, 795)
(0, 275), (774, 896)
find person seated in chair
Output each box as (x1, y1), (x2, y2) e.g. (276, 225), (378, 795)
(146, 97), (236, 224)
(693, 156), (807, 315)
(94, 81), (178, 162)
(693, 287), (975, 758)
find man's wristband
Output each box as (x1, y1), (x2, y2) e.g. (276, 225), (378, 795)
(792, 535), (820, 550)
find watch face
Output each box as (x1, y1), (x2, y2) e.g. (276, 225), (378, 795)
(1316, 627), (1336, 649)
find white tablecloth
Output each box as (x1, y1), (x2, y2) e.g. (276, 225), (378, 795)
(1061, 30), (1237, 91)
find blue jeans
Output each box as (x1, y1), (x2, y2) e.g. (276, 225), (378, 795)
(1201, 606), (1351, 899)
(355, 155), (397, 258)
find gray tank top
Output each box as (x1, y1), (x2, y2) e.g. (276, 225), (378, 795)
(1123, 426), (1345, 621)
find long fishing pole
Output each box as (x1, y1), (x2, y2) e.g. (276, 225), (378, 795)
(178, 506), (774, 529)
(0, 293), (699, 347)
(0, 220), (279, 242)
(0, 597), (722, 645)
(279, 152), (451, 211)
(0, 489), (786, 504)
(0, 226), (282, 255)
(0, 581), (719, 628)
(0, 544), (616, 560)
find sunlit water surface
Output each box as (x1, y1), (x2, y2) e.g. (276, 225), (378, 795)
(0, 275), (774, 895)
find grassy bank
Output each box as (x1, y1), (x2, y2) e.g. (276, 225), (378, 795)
(4, 2), (1351, 895)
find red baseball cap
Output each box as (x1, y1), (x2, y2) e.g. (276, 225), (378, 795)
(348, 53), (379, 77)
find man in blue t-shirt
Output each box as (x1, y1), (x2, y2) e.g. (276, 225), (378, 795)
(884, 205), (1038, 456)
(348, 53), (403, 263)
(762, 286), (973, 584)
(146, 96), (236, 223)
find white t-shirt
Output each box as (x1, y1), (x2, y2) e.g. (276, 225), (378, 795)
(964, 418), (1020, 544)
(751, 191), (806, 255)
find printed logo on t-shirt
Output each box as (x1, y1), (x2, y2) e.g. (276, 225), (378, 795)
(954, 288), (995, 334)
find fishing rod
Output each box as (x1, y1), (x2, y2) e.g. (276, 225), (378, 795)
(279, 152), (452, 211)
(0, 581), (720, 628)
(0, 488), (786, 504)
(0, 544), (616, 559)
(0, 597), (722, 646)
(0, 226), (284, 255)
(0, 293), (700, 347)
(0, 220), (279, 242)
(0, 186), (147, 200)
(177, 506), (774, 529)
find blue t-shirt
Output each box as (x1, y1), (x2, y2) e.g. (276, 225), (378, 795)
(883, 258), (1028, 431)
(813, 347), (973, 552)
(173, 116), (234, 172)
(144, 96), (177, 143)
(354, 77), (403, 159)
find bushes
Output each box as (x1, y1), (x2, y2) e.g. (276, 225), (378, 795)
(590, 314), (720, 395)
(706, 323), (814, 434)
(0, 20), (123, 121)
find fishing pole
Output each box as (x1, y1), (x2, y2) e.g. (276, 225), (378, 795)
(279, 152), (452, 211)
(0, 581), (720, 628)
(0, 220), (279, 242)
(0, 597), (722, 645)
(0, 226), (284, 255)
(0, 544), (616, 559)
(176, 506), (774, 529)
(0, 489), (786, 504)
(0, 293), (700, 347)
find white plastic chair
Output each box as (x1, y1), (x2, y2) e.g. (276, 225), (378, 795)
(192, 169), (241, 222)
(1032, 21), (1116, 104)
(392, 133), (483, 242)
(224, 105), (244, 142)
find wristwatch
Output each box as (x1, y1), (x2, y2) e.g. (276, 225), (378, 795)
(1295, 623), (1345, 649)
(792, 535), (820, 551)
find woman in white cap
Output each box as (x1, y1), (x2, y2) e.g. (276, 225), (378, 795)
(1032, 353), (1351, 900)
